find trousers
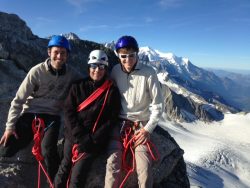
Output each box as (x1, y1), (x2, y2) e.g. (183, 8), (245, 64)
(54, 138), (95, 188)
(0, 113), (61, 181)
(104, 122), (153, 188)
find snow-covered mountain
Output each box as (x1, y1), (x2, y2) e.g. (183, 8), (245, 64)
(138, 46), (249, 112)
(160, 112), (250, 188)
(131, 47), (250, 188)
(102, 42), (247, 121)
(1, 11), (250, 188)
(104, 40), (115, 50)
(48, 32), (80, 40)
(0, 12), (190, 188)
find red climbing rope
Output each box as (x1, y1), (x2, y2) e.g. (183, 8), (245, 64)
(119, 124), (160, 188)
(66, 144), (87, 188)
(32, 117), (54, 188)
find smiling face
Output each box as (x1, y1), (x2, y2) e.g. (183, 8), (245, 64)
(117, 48), (138, 73)
(48, 46), (68, 69)
(89, 63), (106, 81)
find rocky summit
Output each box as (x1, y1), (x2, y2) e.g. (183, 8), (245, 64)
(0, 11), (190, 188)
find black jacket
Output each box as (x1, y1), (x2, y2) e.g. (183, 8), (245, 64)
(64, 76), (121, 153)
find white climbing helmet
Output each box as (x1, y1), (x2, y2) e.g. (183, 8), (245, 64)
(88, 50), (109, 66)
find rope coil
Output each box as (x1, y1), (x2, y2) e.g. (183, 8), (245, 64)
(119, 125), (160, 188)
(32, 117), (54, 188)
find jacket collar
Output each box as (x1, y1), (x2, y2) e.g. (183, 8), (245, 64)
(45, 58), (66, 76)
(87, 76), (107, 88)
(120, 60), (142, 74)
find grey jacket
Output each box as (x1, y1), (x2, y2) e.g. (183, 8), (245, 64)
(6, 58), (83, 130)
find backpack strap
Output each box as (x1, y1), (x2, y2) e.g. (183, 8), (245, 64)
(77, 80), (113, 112)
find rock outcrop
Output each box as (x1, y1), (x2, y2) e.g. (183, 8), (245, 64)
(0, 11), (190, 188)
(162, 85), (224, 122)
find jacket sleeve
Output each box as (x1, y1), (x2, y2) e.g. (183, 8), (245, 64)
(6, 68), (38, 131)
(64, 84), (85, 142)
(77, 86), (121, 153)
(143, 71), (163, 133)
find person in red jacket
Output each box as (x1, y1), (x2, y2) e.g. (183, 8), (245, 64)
(54, 49), (121, 188)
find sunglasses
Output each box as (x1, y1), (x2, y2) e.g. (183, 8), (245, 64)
(89, 64), (106, 70)
(118, 52), (137, 59)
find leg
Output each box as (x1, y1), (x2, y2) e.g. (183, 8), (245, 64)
(54, 139), (73, 188)
(0, 113), (33, 157)
(41, 115), (61, 181)
(68, 153), (94, 188)
(135, 144), (153, 188)
(104, 125), (123, 188)
(105, 147), (122, 188)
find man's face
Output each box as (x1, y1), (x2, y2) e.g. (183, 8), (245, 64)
(48, 46), (68, 69)
(117, 48), (137, 73)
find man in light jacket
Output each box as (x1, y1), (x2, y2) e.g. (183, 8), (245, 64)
(105, 35), (163, 188)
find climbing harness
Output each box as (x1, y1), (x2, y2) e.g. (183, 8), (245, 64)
(119, 120), (160, 188)
(32, 117), (54, 188)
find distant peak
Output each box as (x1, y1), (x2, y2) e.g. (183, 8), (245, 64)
(139, 46), (154, 51)
(62, 32), (80, 40)
(155, 49), (175, 59)
(104, 41), (116, 50)
(182, 57), (190, 64)
(48, 32), (80, 40)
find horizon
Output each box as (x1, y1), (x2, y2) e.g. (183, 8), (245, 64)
(1, 0), (250, 70)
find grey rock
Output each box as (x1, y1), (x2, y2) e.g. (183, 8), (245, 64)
(162, 84), (224, 122)
(0, 11), (190, 188)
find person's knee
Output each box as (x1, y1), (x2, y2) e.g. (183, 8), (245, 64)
(107, 151), (122, 163)
(0, 145), (15, 157)
(0, 135), (19, 157)
(42, 138), (58, 156)
(106, 151), (122, 176)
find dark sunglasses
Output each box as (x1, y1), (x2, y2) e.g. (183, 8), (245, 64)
(89, 64), (106, 70)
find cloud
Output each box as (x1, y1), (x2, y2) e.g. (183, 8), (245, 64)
(66, 0), (101, 6)
(36, 17), (55, 23)
(114, 23), (146, 29)
(80, 24), (109, 32)
(32, 17), (56, 30)
(66, 0), (102, 14)
(232, 18), (250, 23)
(145, 17), (154, 23)
(79, 22), (148, 33)
(158, 0), (183, 8)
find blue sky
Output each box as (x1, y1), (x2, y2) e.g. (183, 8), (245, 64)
(1, 0), (250, 70)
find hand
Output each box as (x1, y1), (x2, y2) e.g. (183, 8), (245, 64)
(133, 128), (150, 148)
(0, 129), (18, 147)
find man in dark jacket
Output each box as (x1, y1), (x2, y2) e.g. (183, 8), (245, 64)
(54, 50), (121, 188)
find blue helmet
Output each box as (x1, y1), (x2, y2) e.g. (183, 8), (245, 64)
(48, 35), (71, 52)
(115, 35), (139, 52)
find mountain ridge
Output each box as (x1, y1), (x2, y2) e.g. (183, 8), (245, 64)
(0, 11), (190, 188)
(136, 45), (249, 112)
(104, 39), (249, 111)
